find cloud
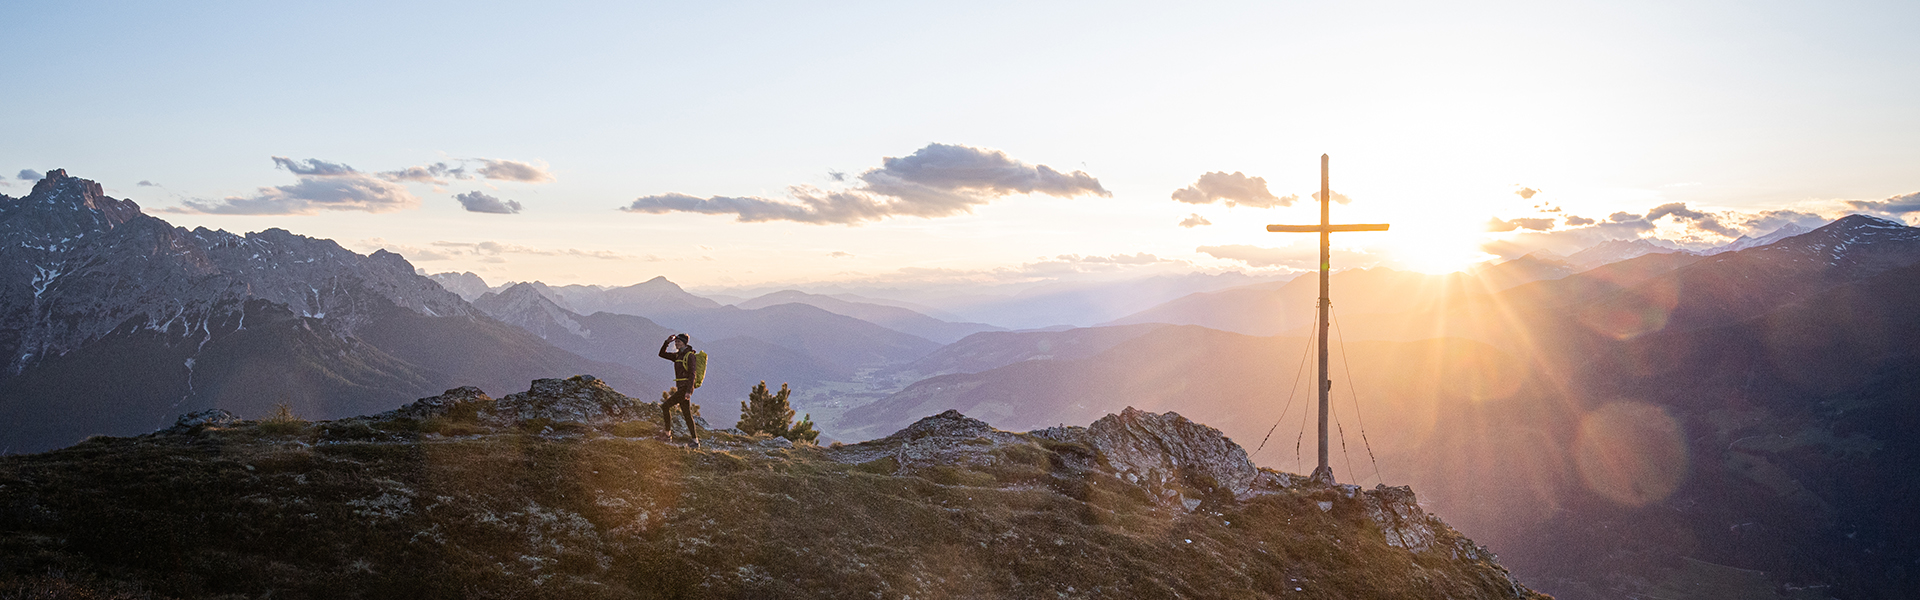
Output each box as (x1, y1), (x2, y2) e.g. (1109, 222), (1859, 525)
(476, 159), (554, 182)
(1170, 171), (1286, 208)
(271, 157), (357, 177)
(1738, 209), (1830, 233)
(455, 191), (523, 214)
(362, 240), (639, 262)
(1845, 192), (1920, 217)
(432, 241), (627, 260)
(175, 157), (418, 215)
(1516, 187), (1539, 199)
(381, 162), (467, 184)
(1481, 202), (1834, 259)
(622, 143), (1109, 225)
(1644, 202), (1738, 237)
(1179, 213), (1212, 228)
(137, 180), (158, 187)
(17, 169), (43, 181)
(828, 251), (853, 258)
(1196, 244), (1380, 269)
(1311, 190), (1353, 204)
(1486, 217), (1556, 232)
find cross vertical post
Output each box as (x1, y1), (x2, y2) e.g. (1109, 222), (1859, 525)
(1266, 154), (1388, 484)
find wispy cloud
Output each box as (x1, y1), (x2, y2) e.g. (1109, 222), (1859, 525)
(1310, 190), (1353, 204)
(1171, 171), (1288, 208)
(1485, 217), (1555, 232)
(137, 180), (158, 187)
(1515, 187), (1539, 199)
(455, 191), (523, 214)
(17, 169), (43, 181)
(475, 159), (554, 183)
(1845, 192), (1920, 218)
(1645, 202), (1738, 237)
(360, 238), (643, 264)
(1179, 213), (1212, 228)
(621, 143), (1110, 225)
(173, 157), (418, 215)
(170, 155), (555, 215)
(1196, 244), (1382, 270)
(1564, 215), (1596, 226)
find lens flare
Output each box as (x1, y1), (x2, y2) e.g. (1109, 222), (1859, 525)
(1576, 278), (1679, 341)
(1572, 401), (1688, 507)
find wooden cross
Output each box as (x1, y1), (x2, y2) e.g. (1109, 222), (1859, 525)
(1266, 154), (1388, 484)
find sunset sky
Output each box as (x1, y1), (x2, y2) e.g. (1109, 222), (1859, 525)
(4, 1), (1916, 291)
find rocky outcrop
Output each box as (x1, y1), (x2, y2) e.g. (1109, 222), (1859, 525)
(490, 375), (647, 425)
(168, 408), (240, 430)
(1084, 406), (1260, 499)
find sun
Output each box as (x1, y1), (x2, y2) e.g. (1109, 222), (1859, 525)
(1376, 221), (1497, 274)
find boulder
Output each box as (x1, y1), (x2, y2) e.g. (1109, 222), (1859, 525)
(1084, 407), (1260, 502)
(390, 386), (494, 419)
(490, 375), (644, 425)
(170, 408), (241, 430)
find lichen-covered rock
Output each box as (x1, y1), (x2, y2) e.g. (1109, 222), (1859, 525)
(1359, 483), (1439, 553)
(169, 408), (241, 430)
(489, 375), (644, 425)
(1085, 406), (1260, 505)
(389, 386), (494, 419)
(825, 409), (1028, 473)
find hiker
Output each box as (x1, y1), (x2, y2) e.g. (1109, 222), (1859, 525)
(658, 333), (704, 448)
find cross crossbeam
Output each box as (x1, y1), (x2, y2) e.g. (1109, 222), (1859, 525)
(1267, 154), (1388, 485)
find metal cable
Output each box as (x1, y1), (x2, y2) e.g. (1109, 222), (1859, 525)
(1331, 303), (1385, 486)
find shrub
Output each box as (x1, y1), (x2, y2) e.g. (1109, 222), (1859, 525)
(257, 403), (307, 436)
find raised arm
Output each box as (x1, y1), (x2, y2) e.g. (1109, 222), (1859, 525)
(659, 337), (676, 360)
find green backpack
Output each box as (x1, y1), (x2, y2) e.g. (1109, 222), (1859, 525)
(687, 350), (708, 389)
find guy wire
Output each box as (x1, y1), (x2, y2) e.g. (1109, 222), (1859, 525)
(1331, 303), (1385, 486)
(1253, 312), (1319, 457)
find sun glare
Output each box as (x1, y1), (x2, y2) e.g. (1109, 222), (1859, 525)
(1377, 222), (1497, 275)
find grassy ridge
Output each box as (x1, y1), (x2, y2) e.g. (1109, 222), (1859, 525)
(0, 416), (1542, 599)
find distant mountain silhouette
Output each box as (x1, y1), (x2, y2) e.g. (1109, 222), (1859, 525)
(470, 283), (851, 425)
(735, 289), (1003, 344)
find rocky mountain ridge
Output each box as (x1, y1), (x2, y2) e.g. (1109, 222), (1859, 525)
(0, 170), (656, 453)
(2, 170), (470, 375)
(0, 375), (1545, 599)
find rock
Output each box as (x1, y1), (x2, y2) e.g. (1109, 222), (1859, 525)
(825, 410), (1026, 472)
(1360, 484), (1439, 553)
(170, 408), (240, 430)
(1085, 407), (1260, 506)
(490, 375), (644, 425)
(757, 436), (795, 449)
(390, 386), (494, 419)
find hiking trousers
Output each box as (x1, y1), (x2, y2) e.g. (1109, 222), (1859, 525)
(663, 385), (698, 442)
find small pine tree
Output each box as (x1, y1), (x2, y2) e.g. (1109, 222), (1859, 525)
(737, 381), (813, 441)
(787, 412), (820, 444)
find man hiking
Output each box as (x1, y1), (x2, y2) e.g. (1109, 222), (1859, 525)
(658, 333), (704, 448)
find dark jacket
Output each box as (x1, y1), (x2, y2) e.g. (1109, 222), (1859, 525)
(659, 339), (696, 389)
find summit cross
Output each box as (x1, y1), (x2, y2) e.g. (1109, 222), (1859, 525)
(1266, 154), (1389, 485)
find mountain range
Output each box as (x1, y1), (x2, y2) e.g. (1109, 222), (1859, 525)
(0, 171), (660, 453)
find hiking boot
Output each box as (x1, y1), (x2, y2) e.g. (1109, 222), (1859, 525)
(688, 440), (702, 450)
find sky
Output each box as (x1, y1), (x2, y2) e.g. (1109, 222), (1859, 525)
(4, 0), (1917, 292)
